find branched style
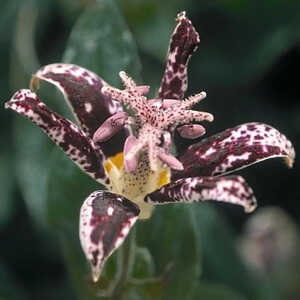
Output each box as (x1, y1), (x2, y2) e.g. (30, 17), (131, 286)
(5, 11), (295, 283)
(100, 71), (211, 173)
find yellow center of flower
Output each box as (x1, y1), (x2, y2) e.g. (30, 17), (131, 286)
(104, 152), (170, 219)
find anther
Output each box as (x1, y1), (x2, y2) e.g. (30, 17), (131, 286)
(93, 112), (128, 143)
(177, 124), (206, 139)
(124, 135), (143, 173)
(157, 148), (184, 171)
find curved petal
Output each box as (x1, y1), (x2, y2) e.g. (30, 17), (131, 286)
(158, 11), (200, 99)
(145, 175), (257, 213)
(80, 190), (140, 282)
(174, 123), (295, 180)
(31, 63), (128, 157)
(5, 89), (108, 185)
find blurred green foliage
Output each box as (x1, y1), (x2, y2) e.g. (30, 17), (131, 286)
(1, 0), (299, 299)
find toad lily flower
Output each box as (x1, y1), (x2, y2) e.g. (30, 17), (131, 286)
(5, 12), (295, 283)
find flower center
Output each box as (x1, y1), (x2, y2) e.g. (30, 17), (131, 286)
(94, 71), (213, 174)
(104, 152), (170, 219)
(93, 72), (214, 218)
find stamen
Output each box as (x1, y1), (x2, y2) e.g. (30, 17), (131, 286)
(177, 124), (206, 139)
(190, 111), (214, 122)
(162, 131), (172, 152)
(157, 148), (184, 170)
(124, 135), (143, 173)
(93, 112), (128, 143)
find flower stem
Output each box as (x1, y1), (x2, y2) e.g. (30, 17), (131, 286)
(110, 227), (136, 299)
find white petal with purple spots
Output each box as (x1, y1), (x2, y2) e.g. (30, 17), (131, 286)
(80, 190), (139, 282)
(5, 89), (108, 185)
(145, 175), (257, 213)
(175, 122), (295, 180)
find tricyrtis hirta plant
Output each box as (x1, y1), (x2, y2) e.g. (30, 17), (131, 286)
(5, 12), (295, 283)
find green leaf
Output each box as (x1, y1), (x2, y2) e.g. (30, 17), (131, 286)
(136, 204), (201, 300)
(14, 118), (54, 228)
(191, 281), (247, 300)
(0, 0), (20, 39)
(122, 281), (163, 300)
(0, 262), (28, 300)
(191, 203), (278, 300)
(63, 0), (141, 85)
(47, 148), (99, 230)
(0, 152), (15, 226)
(131, 246), (155, 280)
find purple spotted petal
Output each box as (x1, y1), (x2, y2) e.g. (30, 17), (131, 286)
(145, 175), (257, 213)
(158, 11), (200, 99)
(80, 190), (140, 282)
(5, 89), (108, 185)
(31, 63), (127, 157)
(174, 123), (295, 180)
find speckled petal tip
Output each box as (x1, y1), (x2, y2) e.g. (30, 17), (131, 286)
(174, 122), (295, 180)
(80, 190), (139, 282)
(5, 89), (108, 185)
(31, 63), (128, 157)
(145, 175), (257, 213)
(158, 11), (200, 99)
